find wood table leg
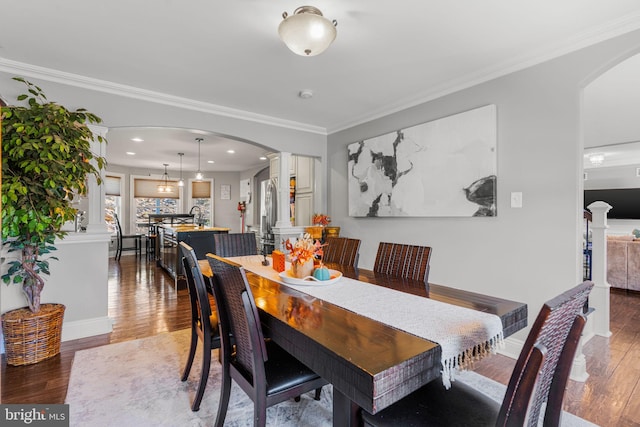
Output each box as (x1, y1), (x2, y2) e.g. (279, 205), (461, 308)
(333, 388), (360, 427)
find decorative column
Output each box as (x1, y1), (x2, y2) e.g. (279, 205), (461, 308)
(86, 125), (109, 234)
(588, 201), (612, 338)
(275, 152), (293, 228)
(569, 201), (611, 382)
(272, 152), (305, 251)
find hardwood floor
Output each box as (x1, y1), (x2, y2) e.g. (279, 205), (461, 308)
(1, 257), (191, 405)
(475, 288), (640, 427)
(2, 256), (639, 426)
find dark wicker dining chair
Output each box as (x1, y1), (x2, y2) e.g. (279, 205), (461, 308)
(322, 236), (362, 268)
(213, 232), (258, 257)
(361, 281), (594, 427)
(373, 242), (432, 283)
(179, 242), (221, 412)
(206, 254), (327, 427)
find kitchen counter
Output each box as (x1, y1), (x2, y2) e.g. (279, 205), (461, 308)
(163, 224), (231, 233)
(157, 225), (230, 288)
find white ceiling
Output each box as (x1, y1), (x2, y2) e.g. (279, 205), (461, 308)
(2, 1), (640, 173)
(583, 52), (640, 169)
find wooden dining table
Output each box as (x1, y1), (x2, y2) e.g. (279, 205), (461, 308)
(199, 258), (527, 427)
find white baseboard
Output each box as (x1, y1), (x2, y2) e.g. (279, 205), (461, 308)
(495, 332), (593, 383)
(61, 316), (113, 342)
(497, 336), (524, 359)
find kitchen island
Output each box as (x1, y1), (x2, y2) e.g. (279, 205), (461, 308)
(157, 224), (230, 288)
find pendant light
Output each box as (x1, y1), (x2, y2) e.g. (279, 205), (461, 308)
(177, 152), (185, 187)
(195, 138), (203, 181)
(158, 163), (174, 193)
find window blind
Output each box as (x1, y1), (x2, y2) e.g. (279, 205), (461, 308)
(134, 178), (179, 199)
(105, 175), (121, 196)
(192, 181), (211, 199)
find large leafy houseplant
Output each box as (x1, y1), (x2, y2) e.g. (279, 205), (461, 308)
(1, 77), (106, 313)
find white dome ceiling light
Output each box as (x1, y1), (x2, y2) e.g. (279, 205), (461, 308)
(278, 6), (337, 57)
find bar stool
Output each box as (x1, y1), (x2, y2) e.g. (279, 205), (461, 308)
(146, 225), (157, 261)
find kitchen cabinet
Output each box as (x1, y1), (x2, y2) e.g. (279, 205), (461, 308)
(158, 225), (230, 288)
(269, 155), (315, 226)
(294, 156), (314, 194)
(294, 192), (313, 228)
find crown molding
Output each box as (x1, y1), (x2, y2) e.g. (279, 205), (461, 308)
(0, 58), (327, 136)
(3, 12), (640, 137)
(327, 12), (640, 133)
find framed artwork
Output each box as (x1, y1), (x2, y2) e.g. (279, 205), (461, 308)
(220, 184), (231, 200)
(348, 104), (497, 217)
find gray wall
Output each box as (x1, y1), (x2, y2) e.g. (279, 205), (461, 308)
(327, 29), (640, 341)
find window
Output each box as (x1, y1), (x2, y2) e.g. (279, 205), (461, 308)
(105, 174), (123, 234)
(190, 179), (213, 226)
(133, 177), (180, 233)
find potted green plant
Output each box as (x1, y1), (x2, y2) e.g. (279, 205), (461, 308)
(1, 77), (106, 365)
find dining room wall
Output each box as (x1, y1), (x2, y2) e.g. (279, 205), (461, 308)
(327, 28), (640, 343)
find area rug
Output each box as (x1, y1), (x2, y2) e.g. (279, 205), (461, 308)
(66, 329), (598, 426)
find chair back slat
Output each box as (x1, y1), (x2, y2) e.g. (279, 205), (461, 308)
(207, 254), (268, 379)
(543, 314), (587, 426)
(179, 242), (213, 333)
(323, 237), (361, 267)
(373, 242), (432, 282)
(214, 232), (258, 257)
(498, 281), (593, 426)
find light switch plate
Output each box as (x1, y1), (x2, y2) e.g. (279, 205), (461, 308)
(511, 192), (523, 208)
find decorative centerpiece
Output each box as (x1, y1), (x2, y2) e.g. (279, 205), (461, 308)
(285, 233), (323, 278)
(312, 213), (331, 227)
(306, 213), (331, 240)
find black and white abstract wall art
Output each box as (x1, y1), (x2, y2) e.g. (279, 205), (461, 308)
(348, 104), (497, 217)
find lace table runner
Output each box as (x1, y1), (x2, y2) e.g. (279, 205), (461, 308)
(228, 256), (504, 387)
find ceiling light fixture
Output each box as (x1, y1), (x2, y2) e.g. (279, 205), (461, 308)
(177, 152), (185, 187)
(195, 138), (203, 181)
(158, 163), (174, 193)
(278, 6), (337, 57)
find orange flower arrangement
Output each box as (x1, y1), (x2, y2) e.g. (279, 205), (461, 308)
(285, 233), (324, 265)
(312, 213), (331, 226)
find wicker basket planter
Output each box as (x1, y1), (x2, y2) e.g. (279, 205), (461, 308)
(1, 303), (65, 366)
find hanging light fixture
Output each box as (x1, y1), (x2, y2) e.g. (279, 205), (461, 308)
(278, 6), (337, 56)
(195, 138), (203, 181)
(158, 163), (174, 193)
(177, 152), (185, 187)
